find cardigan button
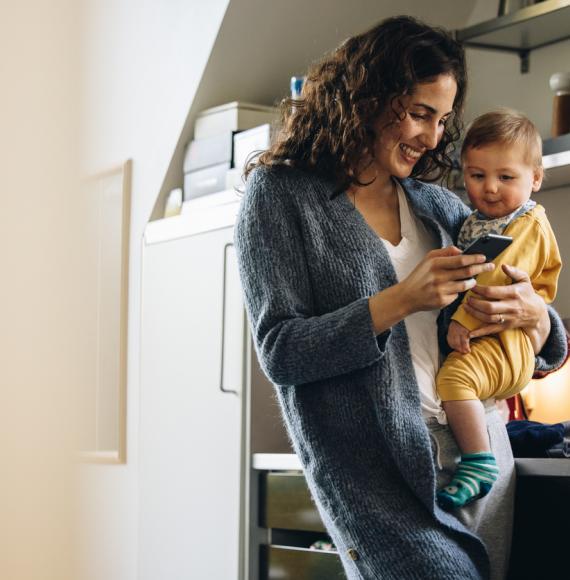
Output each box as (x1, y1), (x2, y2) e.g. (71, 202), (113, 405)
(347, 548), (359, 561)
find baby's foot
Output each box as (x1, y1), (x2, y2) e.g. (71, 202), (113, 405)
(437, 452), (499, 510)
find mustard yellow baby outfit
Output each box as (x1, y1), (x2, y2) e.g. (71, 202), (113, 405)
(437, 202), (562, 403)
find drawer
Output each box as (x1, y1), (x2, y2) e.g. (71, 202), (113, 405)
(262, 472), (326, 532)
(265, 545), (345, 580)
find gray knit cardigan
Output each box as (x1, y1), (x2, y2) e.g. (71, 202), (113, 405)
(234, 166), (567, 579)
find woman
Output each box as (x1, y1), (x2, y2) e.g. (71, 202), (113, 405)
(235, 16), (567, 580)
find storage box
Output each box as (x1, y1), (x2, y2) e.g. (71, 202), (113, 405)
(184, 162), (230, 200)
(233, 123), (275, 173)
(225, 168), (245, 192)
(183, 131), (235, 173)
(194, 101), (277, 140)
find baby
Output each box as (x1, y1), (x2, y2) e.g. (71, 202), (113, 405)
(436, 109), (562, 509)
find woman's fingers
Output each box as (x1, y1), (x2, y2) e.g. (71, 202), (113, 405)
(456, 262), (494, 280)
(448, 278), (477, 295)
(434, 254), (494, 283)
(426, 279), (476, 310)
(501, 263), (531, 283)
(468, 323), (505, 339)
(436, 252), (486, 270)
(464, 296), (513, 319)
(471, 263), (529, 300)
(428, 245), (463, 258)
(466, 295), (502, 313)
(471, 283), (518, 301)
(464, 295), (511, 335)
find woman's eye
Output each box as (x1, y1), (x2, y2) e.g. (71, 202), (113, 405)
(409, 112), (425, 120)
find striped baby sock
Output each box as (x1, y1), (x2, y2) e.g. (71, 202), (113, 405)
(437, 452), (499, 510)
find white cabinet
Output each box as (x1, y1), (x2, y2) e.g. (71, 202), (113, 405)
(139, 223), (245, 580)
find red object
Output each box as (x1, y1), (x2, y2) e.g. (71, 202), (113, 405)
(506, 395), (527, 421)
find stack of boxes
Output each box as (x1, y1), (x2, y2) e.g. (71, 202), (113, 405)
(183, 101), (278, 201)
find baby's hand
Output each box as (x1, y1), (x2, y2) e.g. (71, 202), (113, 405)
(447, 320), (471, 354)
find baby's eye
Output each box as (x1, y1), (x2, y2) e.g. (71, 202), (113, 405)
(470, 173), (484, 179)
(500, 175), (514, 181)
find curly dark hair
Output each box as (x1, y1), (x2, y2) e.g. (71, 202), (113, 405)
(245, 15), (467, 192)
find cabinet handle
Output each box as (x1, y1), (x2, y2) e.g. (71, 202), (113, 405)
(219, 243), (243, 396)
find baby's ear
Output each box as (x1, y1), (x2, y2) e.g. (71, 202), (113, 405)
(532, 165), (544, 192)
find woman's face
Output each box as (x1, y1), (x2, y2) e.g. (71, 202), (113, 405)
(371, 74), (458, 181)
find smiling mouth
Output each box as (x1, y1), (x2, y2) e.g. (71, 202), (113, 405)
(399, 143), (423, 161)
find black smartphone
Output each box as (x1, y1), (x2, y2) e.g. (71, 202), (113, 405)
(462, 233), (513, 263)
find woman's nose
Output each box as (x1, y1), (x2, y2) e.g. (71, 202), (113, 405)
(420, 122), (441, 150)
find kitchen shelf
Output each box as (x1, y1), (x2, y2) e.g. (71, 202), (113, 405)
(455, 0), (570, 73)
(542, 134), (570, 191)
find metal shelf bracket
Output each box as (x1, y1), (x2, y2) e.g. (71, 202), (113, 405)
(519, 49), (530, 74)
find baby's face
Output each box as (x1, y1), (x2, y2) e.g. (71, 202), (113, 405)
(462, 142), (543, 218)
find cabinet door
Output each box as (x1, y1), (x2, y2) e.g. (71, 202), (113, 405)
(139, 226), (244, 580)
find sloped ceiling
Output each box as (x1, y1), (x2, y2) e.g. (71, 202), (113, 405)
(152, 0), (480, 219)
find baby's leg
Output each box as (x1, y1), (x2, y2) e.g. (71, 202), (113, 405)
(443, 399), (490, 453)
(436, 398), (499, 509)
(436, 342), (505, 509)
(436, 332), (534, 509)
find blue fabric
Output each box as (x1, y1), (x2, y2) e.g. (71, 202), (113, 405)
(506, 420), (565, 458)
(234, 166), (568, 579)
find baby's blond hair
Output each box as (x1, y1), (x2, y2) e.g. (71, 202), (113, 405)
(461, 108), (542, 169)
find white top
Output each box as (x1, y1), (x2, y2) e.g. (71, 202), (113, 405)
(382, 182), (447, 424)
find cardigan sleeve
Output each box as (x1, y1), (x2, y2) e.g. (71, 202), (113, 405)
(234, 169), (388, 386)
(535, 307), (568, 374)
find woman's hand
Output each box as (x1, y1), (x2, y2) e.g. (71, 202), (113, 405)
(368, 246), (493, 335)
(463, 264), (550, 354)
(398, 246), (494, 314)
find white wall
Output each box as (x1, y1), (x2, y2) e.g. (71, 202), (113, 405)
(464, 1), (570, 316)
(79, 2), (230, 579)
(1, 1), (82, 579)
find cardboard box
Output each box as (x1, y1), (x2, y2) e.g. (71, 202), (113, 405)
(184, 162), (230, 200)
(183, 131), (235, 173)
(233, 123), (275, 173)
(194, 101), (277, 140)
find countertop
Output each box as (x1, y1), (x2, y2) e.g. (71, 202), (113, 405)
(253, 453), (570, 477)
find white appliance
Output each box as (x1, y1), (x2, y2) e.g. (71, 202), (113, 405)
(139, 191), (245, 580)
